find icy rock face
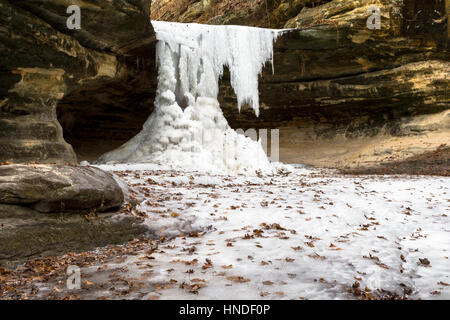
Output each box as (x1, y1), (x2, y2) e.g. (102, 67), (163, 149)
(98, 21), (284, 174)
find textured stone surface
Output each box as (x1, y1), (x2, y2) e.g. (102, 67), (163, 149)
(0, 204), (147, 268)
(151, 0), (332, 27)
(0, 164), (124, 213)
(0, 0), (156, 164)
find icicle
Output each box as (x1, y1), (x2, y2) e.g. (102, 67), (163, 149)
(151, 21), (283, 116)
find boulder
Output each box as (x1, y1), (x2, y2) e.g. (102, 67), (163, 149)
(0, 164), (123, 213)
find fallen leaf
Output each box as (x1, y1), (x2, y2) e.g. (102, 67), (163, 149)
(285, 258), (295, 262)
(226, 276), (250, 283)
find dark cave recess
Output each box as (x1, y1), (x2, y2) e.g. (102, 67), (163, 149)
(57, 69), (155, 162)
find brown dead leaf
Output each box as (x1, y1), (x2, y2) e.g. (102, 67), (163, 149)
(202, 259), (213, 269)
(226, 276), (250, 283)
(84, 280), (94, 286)
(285, 258), (295, 262)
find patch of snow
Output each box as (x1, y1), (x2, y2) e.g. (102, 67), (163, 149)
(76, 165), (450, 300)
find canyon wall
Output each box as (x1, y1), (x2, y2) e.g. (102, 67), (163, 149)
(0, 1), (155, 264)
(0, 0), (448, 168)
(0, 0), (156, 164)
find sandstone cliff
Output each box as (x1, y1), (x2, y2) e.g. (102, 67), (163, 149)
(0, 0), (156, 164)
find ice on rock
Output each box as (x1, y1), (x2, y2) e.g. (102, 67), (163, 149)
(97, 21), (286, 174)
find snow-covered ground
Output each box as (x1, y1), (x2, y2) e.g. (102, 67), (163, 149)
(28, 164), (448, 300)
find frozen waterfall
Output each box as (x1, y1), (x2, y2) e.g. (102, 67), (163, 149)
(97, 21), (286, 174)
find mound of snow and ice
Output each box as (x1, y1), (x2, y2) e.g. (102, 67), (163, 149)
(97, 22), (288, 174)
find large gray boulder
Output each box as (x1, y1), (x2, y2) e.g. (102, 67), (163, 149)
(0, 164), (123, 213)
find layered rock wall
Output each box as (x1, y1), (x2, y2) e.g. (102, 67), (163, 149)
(0, 0), (156, 164)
